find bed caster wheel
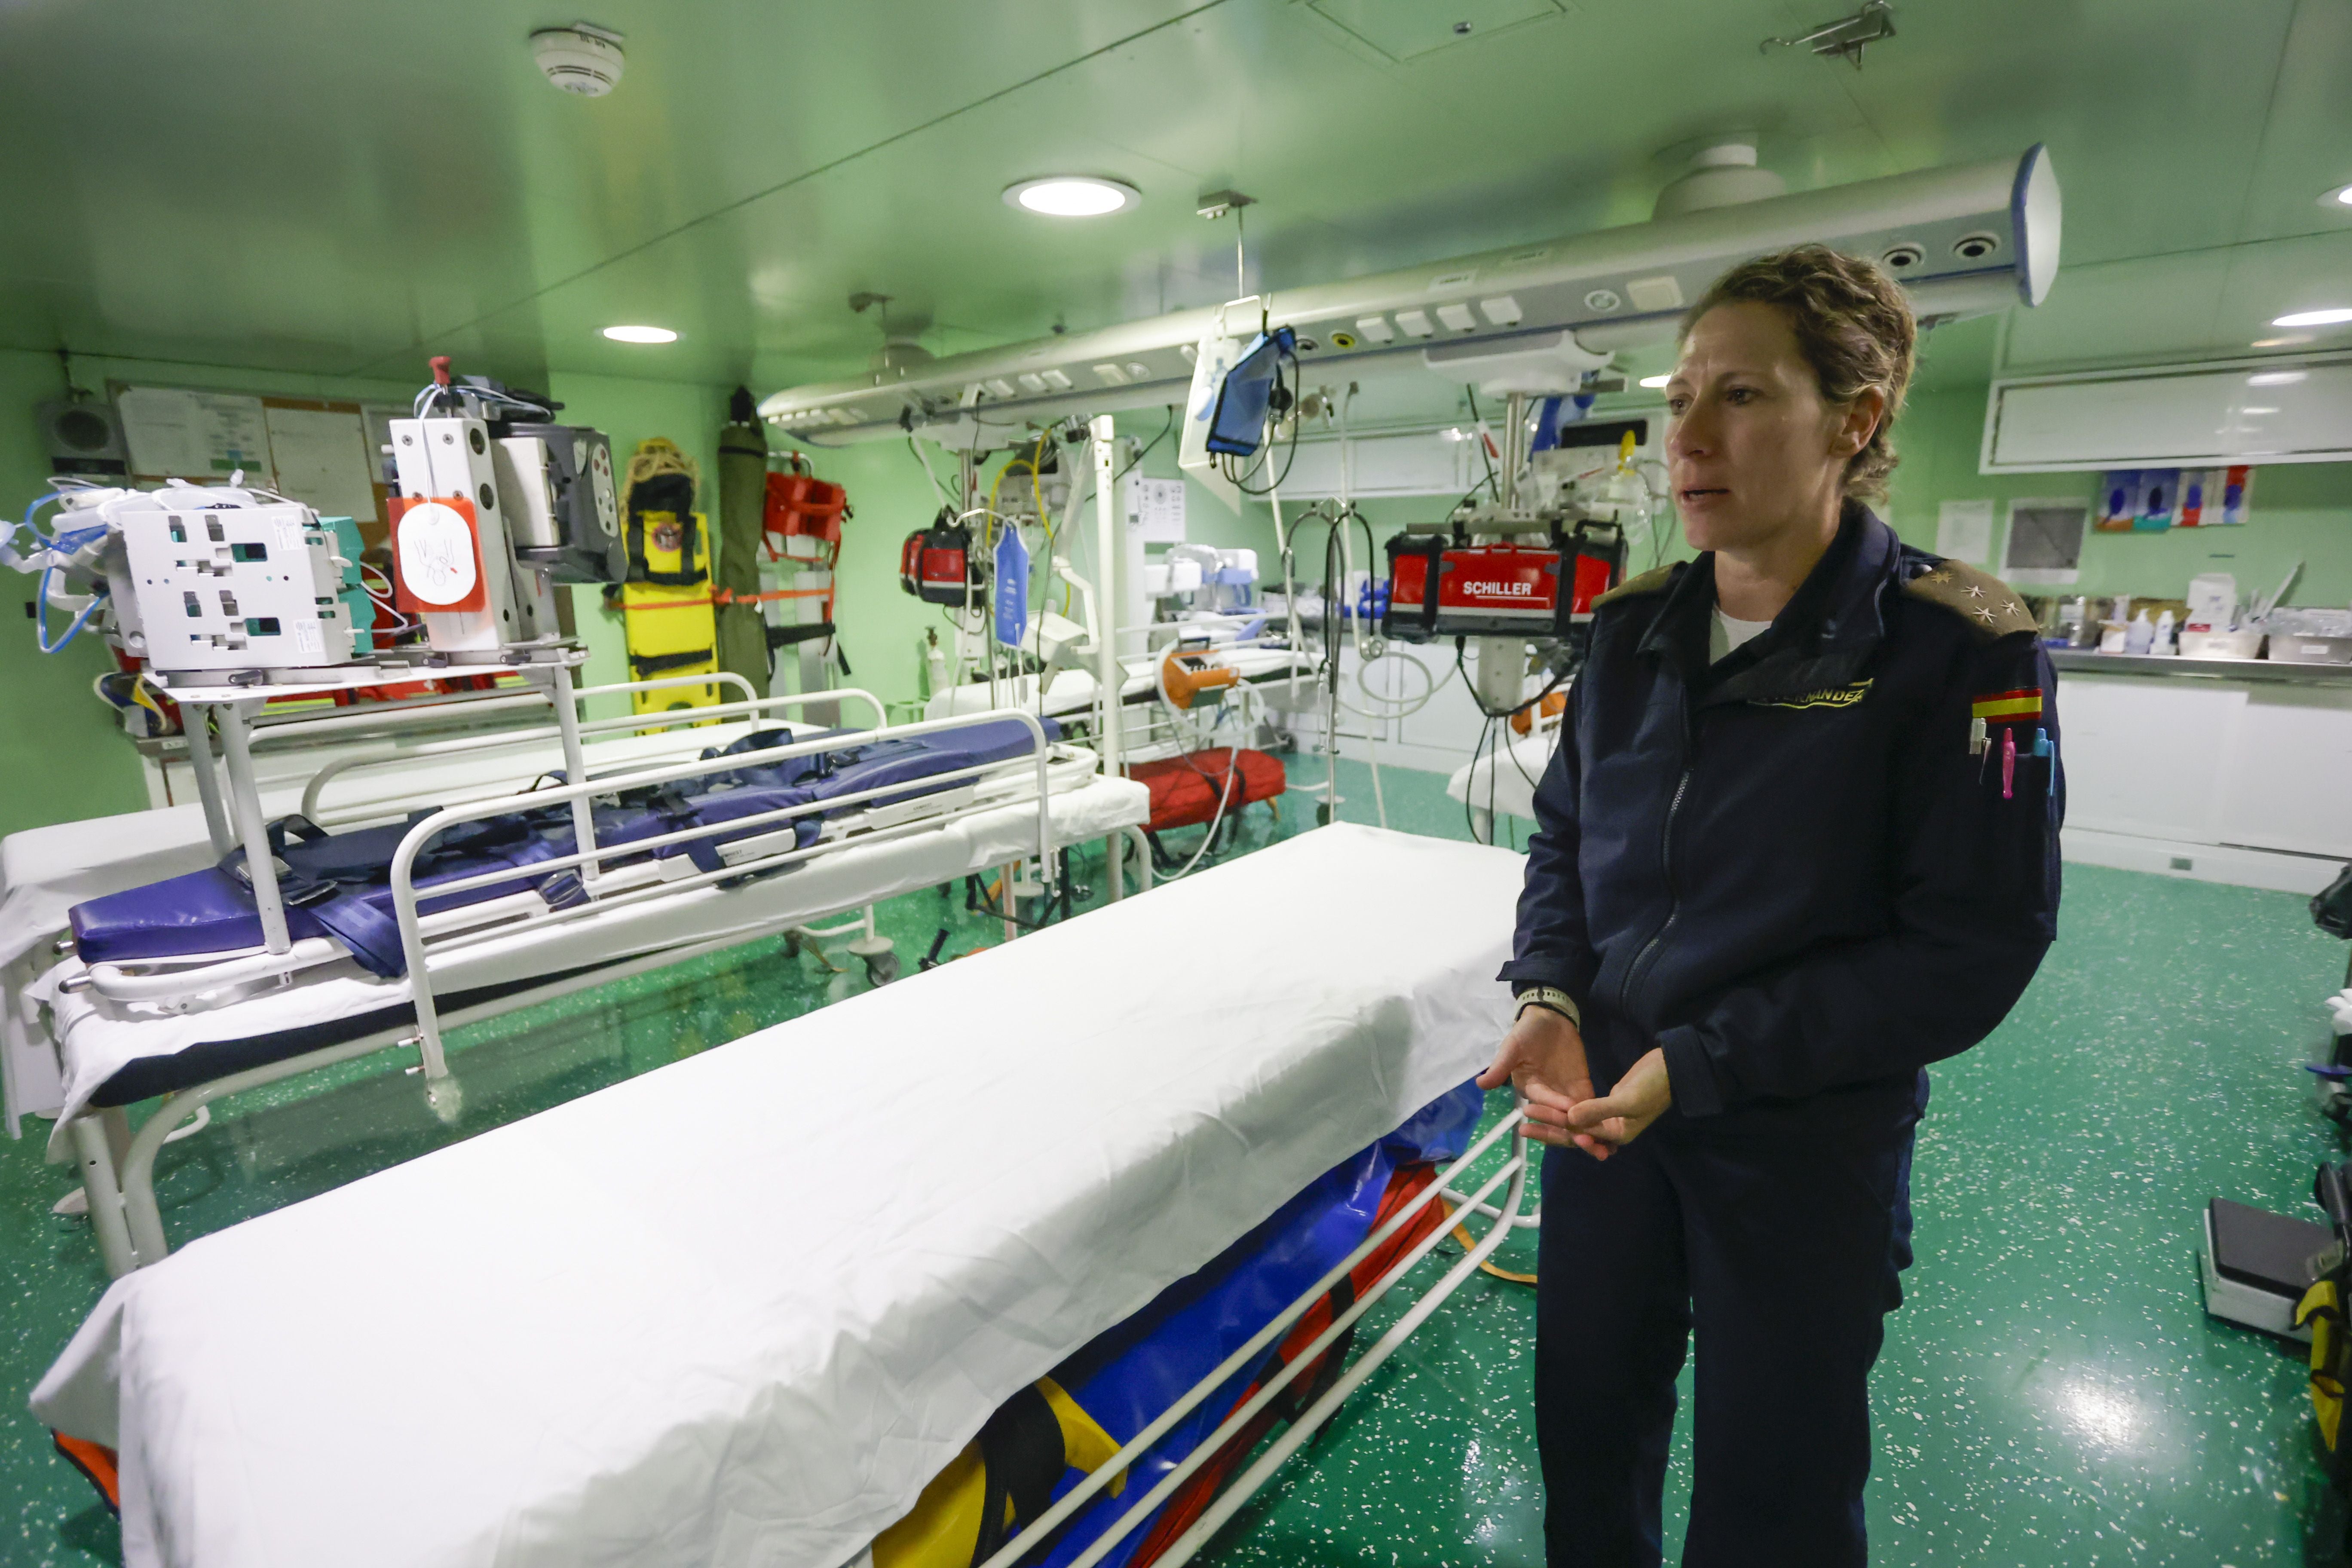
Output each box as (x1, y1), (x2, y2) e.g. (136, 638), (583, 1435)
(848, 934), (897, 987)
(1316, 801), (1335, 827)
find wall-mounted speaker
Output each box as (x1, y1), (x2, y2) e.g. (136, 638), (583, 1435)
(37, 396), (129, 476)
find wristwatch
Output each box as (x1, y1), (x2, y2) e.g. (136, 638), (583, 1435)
(1514, 986), (1580, 1028)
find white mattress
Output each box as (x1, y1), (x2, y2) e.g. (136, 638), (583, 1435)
(33, 824), (1522, 1568)
(1446, 726), (1562, 825)
(38, 774), (1151, 1145)
(0, 719), (786, 974)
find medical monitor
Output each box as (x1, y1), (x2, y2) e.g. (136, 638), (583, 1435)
(1204, 326), (1296, 459)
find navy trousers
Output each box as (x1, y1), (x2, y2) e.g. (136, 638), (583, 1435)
(1534, 1089), (1919, 1568)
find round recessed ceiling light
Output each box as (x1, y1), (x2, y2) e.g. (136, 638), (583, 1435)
(603, 325), (678, 343)
(2271, 307), (2352, 328)
(1003, 177), (1141, 217)
(2321, 183), (2352, 210)
(1639, 374), (1672, 389)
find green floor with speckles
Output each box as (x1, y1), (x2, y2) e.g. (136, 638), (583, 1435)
(4, 756), (2347, 1566)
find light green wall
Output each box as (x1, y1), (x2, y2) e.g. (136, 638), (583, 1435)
(0, 352), (735, 838)
(1883, 386), (2352, 608)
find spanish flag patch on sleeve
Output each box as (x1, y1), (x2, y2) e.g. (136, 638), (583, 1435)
(1971, 687), (2044, 722)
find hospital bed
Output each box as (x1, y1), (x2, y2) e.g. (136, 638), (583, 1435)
(33, 824), (1528, 1568)
(0, 672), (828, 1135)
(36, 702), (1149, 1277)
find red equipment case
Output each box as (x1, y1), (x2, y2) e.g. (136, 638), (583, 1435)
(1381, 536), (1615, 642)
(1127, 748), (1287, 833)
(763, 459), (849, 548)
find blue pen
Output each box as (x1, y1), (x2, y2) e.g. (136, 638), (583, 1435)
(2033, 727), (2053, 798)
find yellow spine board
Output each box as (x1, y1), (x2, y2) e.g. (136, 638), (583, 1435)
(622, 510), (718, 716)
(870, 1378), (1125, 1568)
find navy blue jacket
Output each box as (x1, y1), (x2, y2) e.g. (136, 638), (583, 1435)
(1499, 504), (2062, 1119)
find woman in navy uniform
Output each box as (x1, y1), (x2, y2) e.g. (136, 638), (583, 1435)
(1478, 245), (2061, 1566)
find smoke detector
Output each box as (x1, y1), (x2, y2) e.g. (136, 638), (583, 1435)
(530, 22), (625, 96)
(1652, 140), (1787, 221)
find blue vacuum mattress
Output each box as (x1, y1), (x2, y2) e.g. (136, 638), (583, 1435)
(68, 718), (1055, 979)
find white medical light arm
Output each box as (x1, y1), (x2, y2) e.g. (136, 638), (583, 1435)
(759, 148), (2060, 441)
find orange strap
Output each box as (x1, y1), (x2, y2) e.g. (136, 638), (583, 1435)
(712, 587), (833, 606)
(52, 1432), (120, 1511)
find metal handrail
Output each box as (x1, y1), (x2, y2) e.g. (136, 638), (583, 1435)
(250, 670), (762, 745)
(384, 707), (1056, 1075)
(297, 679), (875, 824)
(972, 1109), (1531, 1568)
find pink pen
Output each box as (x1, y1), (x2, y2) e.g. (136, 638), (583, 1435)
(2000, 726), (2016, 799)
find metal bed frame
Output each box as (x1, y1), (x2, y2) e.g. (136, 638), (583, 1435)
(55, 689), (1111, 1277)
(3, 669), (783, 1139)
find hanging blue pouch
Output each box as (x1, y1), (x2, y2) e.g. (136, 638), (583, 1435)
(994, 524), (1030, 646)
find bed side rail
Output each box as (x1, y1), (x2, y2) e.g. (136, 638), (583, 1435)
(297, 677), (879, 826)
(386, 706), (1059, 1079)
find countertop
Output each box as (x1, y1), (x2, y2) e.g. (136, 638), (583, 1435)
(2049, 647), (2352, 687)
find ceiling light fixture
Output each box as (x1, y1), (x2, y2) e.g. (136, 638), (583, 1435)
(2321, 183), (2352, 210)
(1639, 374), (1672, 389)
(602, 325), (677, 344)
(2271, 307), (2352, 328)
(2252, 334), (2312, 349)
(1003, 177), (1141, 217)
(2247, 370), (2307, 387)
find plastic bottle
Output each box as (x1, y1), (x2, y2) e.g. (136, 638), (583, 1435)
(2152, 609), (2177, 656)
(1605, 430), (1652, 553)
(2124, 608), (2156, 654)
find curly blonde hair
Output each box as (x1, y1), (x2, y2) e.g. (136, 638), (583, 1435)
(1680, 244), (1917, 501)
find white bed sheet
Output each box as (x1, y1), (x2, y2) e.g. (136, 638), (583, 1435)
(33, 824), (1522, 1568)
(38, 775), (1151, 1146)
(1446, 726), (1563, 825)
(0, 719), (785, 973)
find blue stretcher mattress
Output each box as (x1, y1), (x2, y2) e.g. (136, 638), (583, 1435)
(68, 718), (1055, 979)
(1035, 1081), (1485, 1568)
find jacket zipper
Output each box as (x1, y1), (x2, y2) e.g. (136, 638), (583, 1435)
(1618, 706), (1695, 1020)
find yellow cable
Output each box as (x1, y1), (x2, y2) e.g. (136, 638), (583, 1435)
(1444, 1202), (1538, 1286)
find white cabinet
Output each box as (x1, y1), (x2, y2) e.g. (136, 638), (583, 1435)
(2057, 661), (2352, 892)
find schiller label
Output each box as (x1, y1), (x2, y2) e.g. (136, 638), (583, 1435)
(1462, 581), (1536, 597)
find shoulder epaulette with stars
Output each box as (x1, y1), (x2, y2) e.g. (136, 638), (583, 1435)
(1592, 563), (1678, 608)
(1900, 558), (2039, 642)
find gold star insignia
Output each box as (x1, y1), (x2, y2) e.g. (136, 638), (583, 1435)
(1974, 607), (1996, 622)
(1966, 585), (1987, 600)
(1923, 570), (1952, 583)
